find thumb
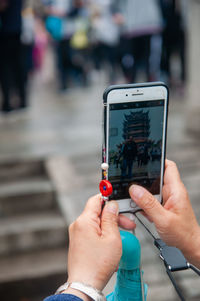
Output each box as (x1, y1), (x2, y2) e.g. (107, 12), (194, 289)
(101, 201), (119, 236)
(129, 185), (167, 224)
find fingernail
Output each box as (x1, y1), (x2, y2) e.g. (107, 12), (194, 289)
(105, 201), (118, 215)
(129, 185), (144, 200)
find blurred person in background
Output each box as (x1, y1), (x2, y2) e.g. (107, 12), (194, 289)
(89, 0), (120, 84)
(44, 0), (73, 92)
(44, 0), (90, 91)
(0, 0), (27, 112)
(33, 17), (48, 72)
(160, 0), (187, 92)
(68, 0), (90, 87)
(112, 0), (163, 83)
(21, 5), (35, 87)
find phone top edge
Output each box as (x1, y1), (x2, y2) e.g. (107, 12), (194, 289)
(103, 82), (169, 104)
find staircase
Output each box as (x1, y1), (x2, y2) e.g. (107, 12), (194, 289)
(0, 158), (68, 301)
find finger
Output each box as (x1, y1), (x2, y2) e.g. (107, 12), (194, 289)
(101, 201), (119, 236)
(140, 210), (153, 223)
(118, 214), (136, 230)
(129, 185), (167, 224)
(164, 160), (182, 186)
(83, 194), (102, 218)
(163, 160), (183, 201)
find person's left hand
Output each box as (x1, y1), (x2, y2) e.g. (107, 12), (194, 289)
(66, 194), (135, 294)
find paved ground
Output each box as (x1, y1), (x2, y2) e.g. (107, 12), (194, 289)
(0, 40), (200, 300)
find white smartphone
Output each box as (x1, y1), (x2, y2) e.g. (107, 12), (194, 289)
(102, 82), (168, 213)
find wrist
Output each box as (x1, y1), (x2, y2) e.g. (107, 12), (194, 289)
(56, 281), (106, 301)
(62, 287), (91, 301)
(67, 275), (104, 291)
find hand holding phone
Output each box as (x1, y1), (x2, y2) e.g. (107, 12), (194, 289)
(102, 82), (168, 213)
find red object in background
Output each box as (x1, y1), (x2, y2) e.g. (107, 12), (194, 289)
(99, 180), (113, 197)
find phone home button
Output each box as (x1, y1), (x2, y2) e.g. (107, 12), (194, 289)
(130, 200), (137, 208)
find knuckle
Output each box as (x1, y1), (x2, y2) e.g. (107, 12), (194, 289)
(182, 184), (189, 198)
(161, 213), (174, 231)
(167, 160), (177, 168)
(169, 160), (176, 167)
(105, 213), (118, 223)
(87, 194), (101, 204)
(68, 222), (75, 239)
(102, 218), (116, 230)
(175, 182), (188, 200)
(165, 214), (173, 227)
(73, 216), (85, 232)
(87, 196), (93, 204)
(68, 222), (74, 233)
(143, 194), (157, 211)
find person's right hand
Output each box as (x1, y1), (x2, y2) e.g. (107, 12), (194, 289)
(129, 159), (200, 268)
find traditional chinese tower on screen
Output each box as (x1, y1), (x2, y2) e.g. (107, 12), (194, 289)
(123, 110), (150, 143)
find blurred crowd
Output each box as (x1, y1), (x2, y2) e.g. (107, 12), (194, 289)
(0, 0), (187, 113)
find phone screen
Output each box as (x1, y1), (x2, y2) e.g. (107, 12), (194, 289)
(107, 99), (165, 200)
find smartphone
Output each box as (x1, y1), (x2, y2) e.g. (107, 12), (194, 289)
(102, 82), (168, 213)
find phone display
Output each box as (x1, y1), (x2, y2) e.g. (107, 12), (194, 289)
(108, 99), (164, 200)
(103, 83), (168, 211)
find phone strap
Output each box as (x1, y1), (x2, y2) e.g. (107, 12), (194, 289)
(134, 213), (200, 301)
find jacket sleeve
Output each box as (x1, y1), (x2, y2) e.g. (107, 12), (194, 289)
(44, 294), (83, 301)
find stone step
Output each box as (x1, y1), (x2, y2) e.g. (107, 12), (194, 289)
(0, 177), (56, 217)
(0, 212), (67, 256)
(0, 247), (68, 301)
(0, 158), (45, 183)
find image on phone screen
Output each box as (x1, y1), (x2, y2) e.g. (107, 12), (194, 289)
(107, 99), (165, 200)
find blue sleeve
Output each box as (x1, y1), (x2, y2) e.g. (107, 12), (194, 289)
(44, 294), (83, 301)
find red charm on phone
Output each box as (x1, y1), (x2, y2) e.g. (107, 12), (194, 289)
(99, 180), (113, 197)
